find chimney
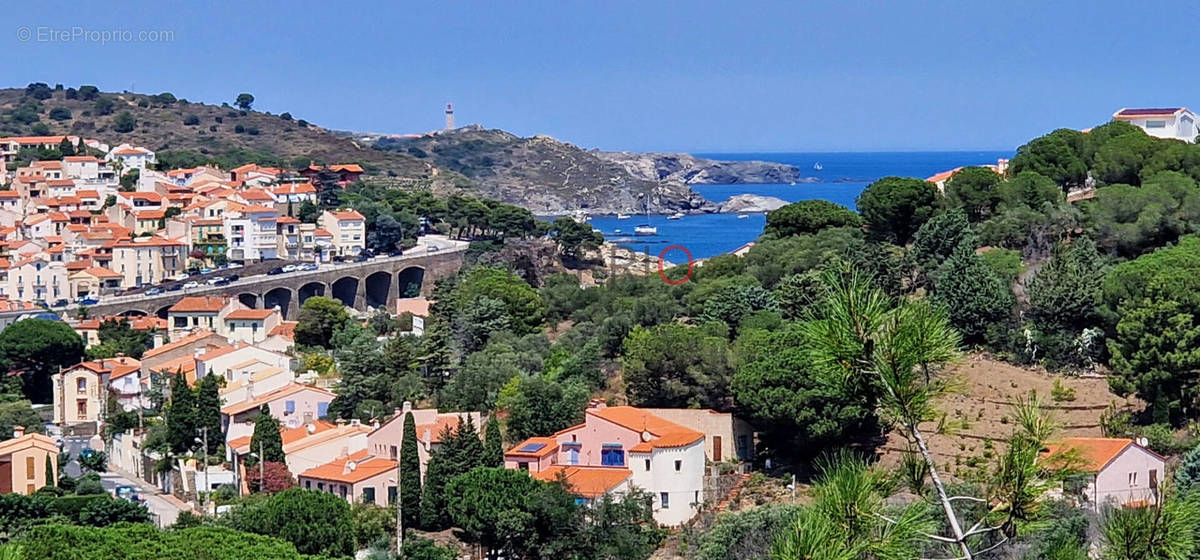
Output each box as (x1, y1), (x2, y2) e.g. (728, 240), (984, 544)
(393, 407), (403, 418)
(402, 401), (412, 414)
(589, 398), (607, 411)
(336, 418), (347, 427)
(12, 425), (24, 438)
(152, 332), (164, 348)
(244, 379), (255, 402)
(350, 418), (360, 427)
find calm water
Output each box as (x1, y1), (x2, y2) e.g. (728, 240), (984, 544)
(593, 151), (1012, 259)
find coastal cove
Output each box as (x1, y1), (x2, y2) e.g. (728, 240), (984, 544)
(592, 150), (1012, 259)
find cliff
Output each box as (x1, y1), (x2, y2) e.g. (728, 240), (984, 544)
(594, 151), (815, 185)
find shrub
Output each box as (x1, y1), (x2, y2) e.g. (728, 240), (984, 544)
(48, 107), (72, 121)
(183, 114), (200, 126)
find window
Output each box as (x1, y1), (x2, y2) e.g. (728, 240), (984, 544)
(388, 486), (397, 505)
(1146, 120), (1167, 128)
(76, 399), (87, 418)
(317, 482), (325, 491)
(601, 445), (625, 467)
(76, 378), (86, 392)
(660, 492), (670, 509)
(518, 462), (529, 471)
(174, 317), (187, 328)
(284, 400), (295, 414)
(1129, 472), (1139, 487)
(645, 459), (651, 471)
(305, 480), (311, 489)
(362, 487), (376, 505)
(390, 445), (398, 460)
(318, 402), (329, 418)
(26, 456), (35, 479)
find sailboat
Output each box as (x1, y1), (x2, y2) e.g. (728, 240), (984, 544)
(634, 195), (657, 236)
(616, 213), (630, 220)
(667, 212), (684, 220)
(812, 162), (823, 171)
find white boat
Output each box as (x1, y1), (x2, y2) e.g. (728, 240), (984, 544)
(634, 224), (657, 236)
(616, 213), (630, 220)
(668, 212), (684, 220)
(570, 209), (590, 223)
(813, 162), (823, 171)
(789, 181), (796, 186)
(737, 214), (749, 219)
(614, 228), (622, 234)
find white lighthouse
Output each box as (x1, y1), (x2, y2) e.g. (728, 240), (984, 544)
(444, 103), (455, 130)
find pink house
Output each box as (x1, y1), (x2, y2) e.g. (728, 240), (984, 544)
(220, 383), (335, 445)
(297, 449), (396, 506)
(1043, 437), (1166, 509)
(505, 404), (706, 526)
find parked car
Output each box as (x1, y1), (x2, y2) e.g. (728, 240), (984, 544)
(226, 274), (240, 282)
(145, 287), (163, 296)
(183, 281), (200, 289)
(282, 264), (300, 273)
(165, 283), (183, 292)
(206, 276), (225, 286)
(79, 297), (100, 305)
(224, 263), (243, 269)
(300, 263), (319, 271)
(388, 248), (404, 257)
(427, 245), (439, 253)
(51, 299), (69, 308)
(170, 273), (189, 281)
(200, 268), (214, 275)
(114, 485), (140, 503)
(267, 267), (285, 276)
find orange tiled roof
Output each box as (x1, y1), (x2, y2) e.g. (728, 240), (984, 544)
(142, 329), (227, 359)
(506, 436), (558, 458)
(587, 406), (704, 452)
(281, 420), (337, 445)
(329, 210), (365, 220)
(268, 321), (296, 340)
(531, 466), (632, 498)
(300, 450), (396, 484)
(225, 308), (275, 321)
(1041, 437), (1158, 472)
(169, 296), (227, 313)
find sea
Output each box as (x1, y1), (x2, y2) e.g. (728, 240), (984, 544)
(591, 151), (1013, 260)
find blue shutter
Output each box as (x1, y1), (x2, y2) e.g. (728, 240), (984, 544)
(285, 400), (295, 414)
(317, 402), (329, 418)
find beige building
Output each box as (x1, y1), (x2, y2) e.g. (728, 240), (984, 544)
(319, 210), (366, 258)
(111, 236), (185, 288)
(167, 296), (245, 340)
(0, 427), (58, 495)
(641, 408), (757, 464)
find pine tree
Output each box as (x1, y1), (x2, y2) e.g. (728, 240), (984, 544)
(400, 412), (422, 529)
(454, 415), (485, 471)
(483, 414), (503, 467)
(250, 405), (285, 464)
(165, 373), (198, 454)
(195, 375), (224, 455)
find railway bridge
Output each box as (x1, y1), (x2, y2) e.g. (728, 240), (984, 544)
(80, 243), (466, 320)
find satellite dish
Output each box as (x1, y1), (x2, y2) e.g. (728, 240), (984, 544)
(346, 461), (357, 471)
(641, 430), (653, 442)
(122, 404), (135, 413)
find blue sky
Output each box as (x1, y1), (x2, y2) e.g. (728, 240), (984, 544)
(4, 1), (1200, 152)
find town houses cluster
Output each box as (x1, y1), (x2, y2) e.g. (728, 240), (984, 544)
(0, 134), (367, 304)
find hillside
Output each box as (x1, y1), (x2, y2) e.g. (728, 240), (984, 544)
(375, 126), (716, 214)
(0, 84), (803, 215)
(0, 85), (465, 188)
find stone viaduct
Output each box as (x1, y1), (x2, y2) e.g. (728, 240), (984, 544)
(79, 246), (466, 320)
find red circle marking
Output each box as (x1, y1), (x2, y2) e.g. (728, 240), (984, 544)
(658, 245), (694, 285)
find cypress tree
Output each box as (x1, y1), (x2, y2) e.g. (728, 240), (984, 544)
(420, 443), (449, 529)
(44, 454), (54, 487)
(165, 373), (198, 454)
(250, 405), (286, 464)
(195, 375), (224, 455)
(483, 414), (503, 467)
(400, 412), (421, 529)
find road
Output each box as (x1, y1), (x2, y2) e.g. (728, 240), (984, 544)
(89, 234), (466, 308)
(61, 436), (186, 527)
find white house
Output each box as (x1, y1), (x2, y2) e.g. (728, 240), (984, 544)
(1112, 107), (1198, 142)
(106, 144), (157, 171)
